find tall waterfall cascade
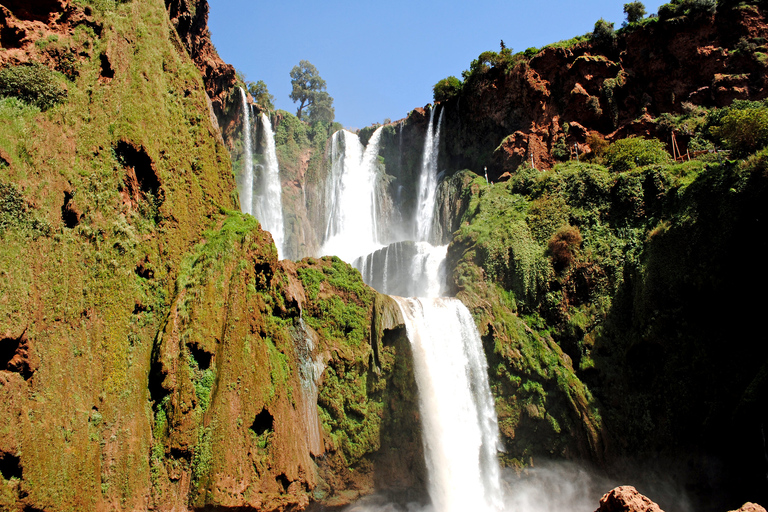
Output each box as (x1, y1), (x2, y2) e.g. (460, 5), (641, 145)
(254, 113), (285, 258)
(394, 296), (504, 512)
(238, 88), (253, 217)
(321, 127), (385, 263)
(415, 106), (444, 243)
(237, 88), (285, 258)
(337, 105), (503, 511)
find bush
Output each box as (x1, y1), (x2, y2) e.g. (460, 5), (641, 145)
(433, 76), (462, 103)
(604, 137), (671, 172)
(0, 63), (67, 111)
(592, 19), (615, 43)
(624, 1), (647, 23)
(548, 225), (582, 271)
(711, 106), (768, 156)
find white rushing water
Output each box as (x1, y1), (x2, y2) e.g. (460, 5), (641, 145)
(394, 296), (503, 512)
(321, 127), (385, 262)
(312, 116), (504, 512)
(237, 91), (285, 258)
(238, 87), (253, 216)
(415, 106), (444, 243)
(254, 113), (285, 258)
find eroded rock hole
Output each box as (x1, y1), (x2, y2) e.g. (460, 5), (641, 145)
(250, 408), (274, 436)
(0, 451), (22, 480)
(115, 140), (162, 204)
(99, 53), (114, 81)
(381, 326), (406, 348)
(61, 191), (80, 228)
(188, 343), (212, 370)
(1, 333), (33, 380)
(148, 360), (169, 407)
(276, 473), (290, 492)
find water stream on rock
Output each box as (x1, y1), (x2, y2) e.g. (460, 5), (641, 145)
(238, 92), (286, 257)
(254, 113), (285, 258)
(238, 87), (253, 217)
(321, 126), (385, 262)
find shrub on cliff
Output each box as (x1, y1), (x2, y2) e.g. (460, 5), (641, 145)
(592, 19), (616, 43)
(0, 63), (67, 111)
(433, 76), (462, 103)
(548, 225), (582, 272)
(711, 106), (768, 156)
(658, 0), (716, 20)
(604, 137), (671, 172)
(624, 1), (647, 23)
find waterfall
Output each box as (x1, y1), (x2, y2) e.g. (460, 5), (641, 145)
(254, 113), (285, 258)
(321, 127), (384, 262)
(394, 296), (503, 512)
(415, 106), (444, 243)
(237, 91), (285, 258)
(238, 87), (253, 216)
(353, 241), (447, 298)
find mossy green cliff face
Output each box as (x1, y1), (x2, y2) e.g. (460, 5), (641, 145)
(0, 1), (422, 510)
(440, 152), (768, 507)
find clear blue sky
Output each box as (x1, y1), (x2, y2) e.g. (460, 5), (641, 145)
(208, 1), (665, 130)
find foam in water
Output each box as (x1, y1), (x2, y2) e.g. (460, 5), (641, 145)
(254, 113), (285, 258)
(394, 297), (503, 512)
(353, 241), (447, 298)
(238, 87), (253, 216)
(321, 127), (385, 262)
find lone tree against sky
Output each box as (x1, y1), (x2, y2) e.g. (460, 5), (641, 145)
(623, 1), (646, 23)
(290, 60), (334, 122)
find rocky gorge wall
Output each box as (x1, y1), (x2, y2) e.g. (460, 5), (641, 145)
(0, 1), (424, 510)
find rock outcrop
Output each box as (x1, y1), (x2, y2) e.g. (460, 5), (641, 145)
(435, 5), (768, 180)
(595, 486), (664, 512)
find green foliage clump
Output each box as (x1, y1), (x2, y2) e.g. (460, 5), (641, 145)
(624, 1), (647, 23)
(289, 60), (334, 123)
(658, 0), (716, 20)
(247, 80), (274, 111)
(0, 181), (51, 237)
(603, 137), (671, 172)
(461, 48), (522, 84)
(433, 76), (463, 103)
(0, 63), (67, 111)
(710, 104), (768, 156)
(592, 18), (616, 43)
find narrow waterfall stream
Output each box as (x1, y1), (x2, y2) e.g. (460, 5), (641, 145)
(254, 113), (285, 258)
(238, 87), (253, 216)
(237, 89), (286, 257)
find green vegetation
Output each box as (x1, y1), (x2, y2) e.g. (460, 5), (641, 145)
(247, 79), (275, 110)
(624, 1), (647, 23)
(0, 63), (68, 110)
(289, 60), (334, 123)
(592, 18), (616, 42)
(603, 137), (672, 172)
(433, 76), (462, 103)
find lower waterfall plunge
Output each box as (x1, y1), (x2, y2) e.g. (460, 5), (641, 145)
(394, 297), (504, 512)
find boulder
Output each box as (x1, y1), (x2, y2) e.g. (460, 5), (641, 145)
(595, 486), (664, 512)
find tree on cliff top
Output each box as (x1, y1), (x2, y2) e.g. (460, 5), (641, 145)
(248, 80), (274, 111)
(624, 1), (647, 23)
(289, 60), (334, 123)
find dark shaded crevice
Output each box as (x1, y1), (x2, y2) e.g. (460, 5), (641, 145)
(61, 190), (80, 228)
(188, 343), (212, 371)
(0, 451), (21, 480)
(115, 140), (162, 202)
(276, 473), (290, 492)
(1, 331), (33, 380)
(148, 359), (169, 408)
(250, 408), (274, 436)
(99, 53), (114, 81)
